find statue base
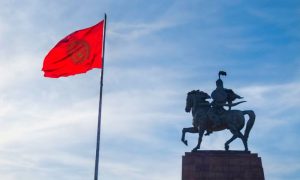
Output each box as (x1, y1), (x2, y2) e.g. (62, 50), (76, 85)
(182, 150), (264, 180)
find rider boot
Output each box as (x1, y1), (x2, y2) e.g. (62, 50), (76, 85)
(205, 121), (221, 136)
(205, 130), (212, 136)
(205, 116), (220, 136)
(206, 110), (218, 136)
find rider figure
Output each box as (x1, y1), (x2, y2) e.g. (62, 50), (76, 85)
(206, 71), (244, 136)
(209, 71), (227, 126)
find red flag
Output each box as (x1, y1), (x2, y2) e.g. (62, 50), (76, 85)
(42, 20), (104, 78)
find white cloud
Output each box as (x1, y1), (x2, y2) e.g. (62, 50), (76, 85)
(239, 82), (300, 114)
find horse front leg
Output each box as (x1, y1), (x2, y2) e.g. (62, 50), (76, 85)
(192, 129), (205, 152)
(181, 127), (198, 146)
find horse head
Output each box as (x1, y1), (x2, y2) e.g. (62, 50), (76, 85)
(185, 90), (211, 113)
(185, 91), (194, 113)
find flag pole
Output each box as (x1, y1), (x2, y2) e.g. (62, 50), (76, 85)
(94, 13), (107, 180)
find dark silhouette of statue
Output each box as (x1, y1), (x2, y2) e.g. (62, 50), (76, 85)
(181, 71), (255, 152)
(206, 71), (244, 135)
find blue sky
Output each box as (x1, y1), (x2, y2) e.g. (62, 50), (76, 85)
(0, 0), (299, 179)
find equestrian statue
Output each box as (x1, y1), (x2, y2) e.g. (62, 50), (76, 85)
(181, 71), (255, 152)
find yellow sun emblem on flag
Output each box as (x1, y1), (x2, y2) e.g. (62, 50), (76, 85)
(67, 39), (91, 64)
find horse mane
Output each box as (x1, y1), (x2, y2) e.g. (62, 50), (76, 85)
(188, 90), (210, 99)
(188, 90), (200, 95)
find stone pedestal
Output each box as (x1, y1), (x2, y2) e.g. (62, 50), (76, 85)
(182, 151), (264, 180)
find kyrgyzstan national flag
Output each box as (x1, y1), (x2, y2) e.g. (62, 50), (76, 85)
(42, 20), (104, 78)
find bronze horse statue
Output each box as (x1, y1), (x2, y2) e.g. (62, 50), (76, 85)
(181, 90), (255, 152)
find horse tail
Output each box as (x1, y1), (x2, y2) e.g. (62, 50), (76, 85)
(243, 110), (255, 141)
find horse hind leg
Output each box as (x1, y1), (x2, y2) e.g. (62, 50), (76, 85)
(225, 134), (237, 151)
(236, 130), (248, 151)
(227, 127), (248, 151)
(243, 110), (255, 149)
(181, 127), (198, 146)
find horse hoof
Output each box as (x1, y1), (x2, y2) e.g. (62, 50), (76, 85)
(181, 140), (188, 146)
(191, 146), (199, 152)
(225, 145), (229, 151)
